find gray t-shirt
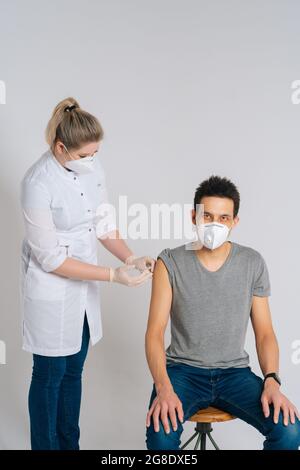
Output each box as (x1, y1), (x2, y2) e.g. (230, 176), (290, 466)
(158, 241), (271, 369)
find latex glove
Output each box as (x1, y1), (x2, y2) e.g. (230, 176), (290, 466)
(125, 254), (156, 273)
(109, 264), (153, 286)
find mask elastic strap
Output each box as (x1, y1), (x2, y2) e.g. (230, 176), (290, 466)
(62, 144), (77, 165)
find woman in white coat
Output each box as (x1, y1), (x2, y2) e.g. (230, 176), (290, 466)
(20, 97), (154, 450)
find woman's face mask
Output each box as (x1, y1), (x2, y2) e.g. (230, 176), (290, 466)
(62, 144), (95, 174)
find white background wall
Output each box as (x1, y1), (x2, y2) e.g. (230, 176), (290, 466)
(0, 0), (300, 449)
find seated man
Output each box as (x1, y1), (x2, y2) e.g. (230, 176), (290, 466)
(145, 175), (300, 450)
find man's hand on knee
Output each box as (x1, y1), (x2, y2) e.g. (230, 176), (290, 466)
(146, 385), (184, 434)
(261, 381), (300, 426)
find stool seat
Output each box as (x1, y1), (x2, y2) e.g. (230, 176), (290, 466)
(188, 406), (236, 423)
(181, 406), (236, 450)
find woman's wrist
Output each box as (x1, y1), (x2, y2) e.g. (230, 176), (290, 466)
(96, 266), (112, 282)
(125, 254), (136, 264)
(109, 267), (115, 282)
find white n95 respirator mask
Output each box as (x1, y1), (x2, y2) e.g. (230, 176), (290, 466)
(63, 144), (95, 174)
(196, 222), (230, 250)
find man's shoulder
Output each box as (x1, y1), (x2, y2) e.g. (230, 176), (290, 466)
(232, 241), (266, 265)
(157, 243), (189, 261)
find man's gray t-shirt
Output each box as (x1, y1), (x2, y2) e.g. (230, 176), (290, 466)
(158, 241), (271, 369)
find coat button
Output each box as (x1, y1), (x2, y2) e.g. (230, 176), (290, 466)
(89, 228), (92, 232)
(74, 177), (76, 180)
(81, 192), (83, 196)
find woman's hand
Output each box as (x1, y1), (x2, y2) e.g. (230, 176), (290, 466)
(125, 255), (156, 273)
(109, 264), (152, 286)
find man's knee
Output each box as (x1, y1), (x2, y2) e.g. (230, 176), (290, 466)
(278, 419), (300, 449)
(145, 419), (183, 450)
(265, 418), (300, 450)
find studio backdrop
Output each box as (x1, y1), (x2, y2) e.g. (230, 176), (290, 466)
(0, 0), (300, 449)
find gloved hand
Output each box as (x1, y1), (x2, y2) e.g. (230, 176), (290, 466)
(125, 254), (156, 273)
(109, 264), (153, 286)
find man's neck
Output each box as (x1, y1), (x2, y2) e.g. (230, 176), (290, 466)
(196, 241), (232, 271)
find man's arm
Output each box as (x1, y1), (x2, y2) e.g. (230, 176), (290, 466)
(251, 296), (279, 377)
(145, 259), (184, 433)
(251, 296), (299, 425)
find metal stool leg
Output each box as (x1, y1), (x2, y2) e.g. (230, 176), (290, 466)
(180, 430), (198, 450)
(194, 433), (202, 450)
(207, 432), (219, 450)
(200, 433), (206, 450)
(180, 421), (221, 450)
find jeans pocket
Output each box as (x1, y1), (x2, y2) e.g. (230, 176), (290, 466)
(167, 361), (180, 369)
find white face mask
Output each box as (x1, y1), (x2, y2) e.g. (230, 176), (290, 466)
(196, 222), (230, 250)
(62, 144), (95, 174)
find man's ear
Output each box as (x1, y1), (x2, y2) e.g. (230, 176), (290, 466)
(191, 207), (204, 225)
(232, 215), (240, 228)
(191, 208), (196, 226)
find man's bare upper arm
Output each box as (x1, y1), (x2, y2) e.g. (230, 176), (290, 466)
(250, 295), (275, 341)
(146, 259), (172, 337)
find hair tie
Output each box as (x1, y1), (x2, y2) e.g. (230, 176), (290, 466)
(64, 105), (77, 112)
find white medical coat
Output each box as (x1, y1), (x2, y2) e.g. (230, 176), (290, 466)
(19, 149), (117, 356)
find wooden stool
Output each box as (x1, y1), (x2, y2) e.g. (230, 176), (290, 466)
(180, 407), (236, 450)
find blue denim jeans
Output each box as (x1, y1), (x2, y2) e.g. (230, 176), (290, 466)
(146, 362), (300, 450)
(28, 313), (90, 450)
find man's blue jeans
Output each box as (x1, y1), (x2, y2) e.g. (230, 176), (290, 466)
(146, 362), (300, 450)
(28, 313), (90, 450)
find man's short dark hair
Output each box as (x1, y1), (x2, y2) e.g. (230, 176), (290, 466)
(194, 175), (240, 217)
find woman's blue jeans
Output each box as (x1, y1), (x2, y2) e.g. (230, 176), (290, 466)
(28, 313), (90, 450)
(146, 362), (300, 450)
